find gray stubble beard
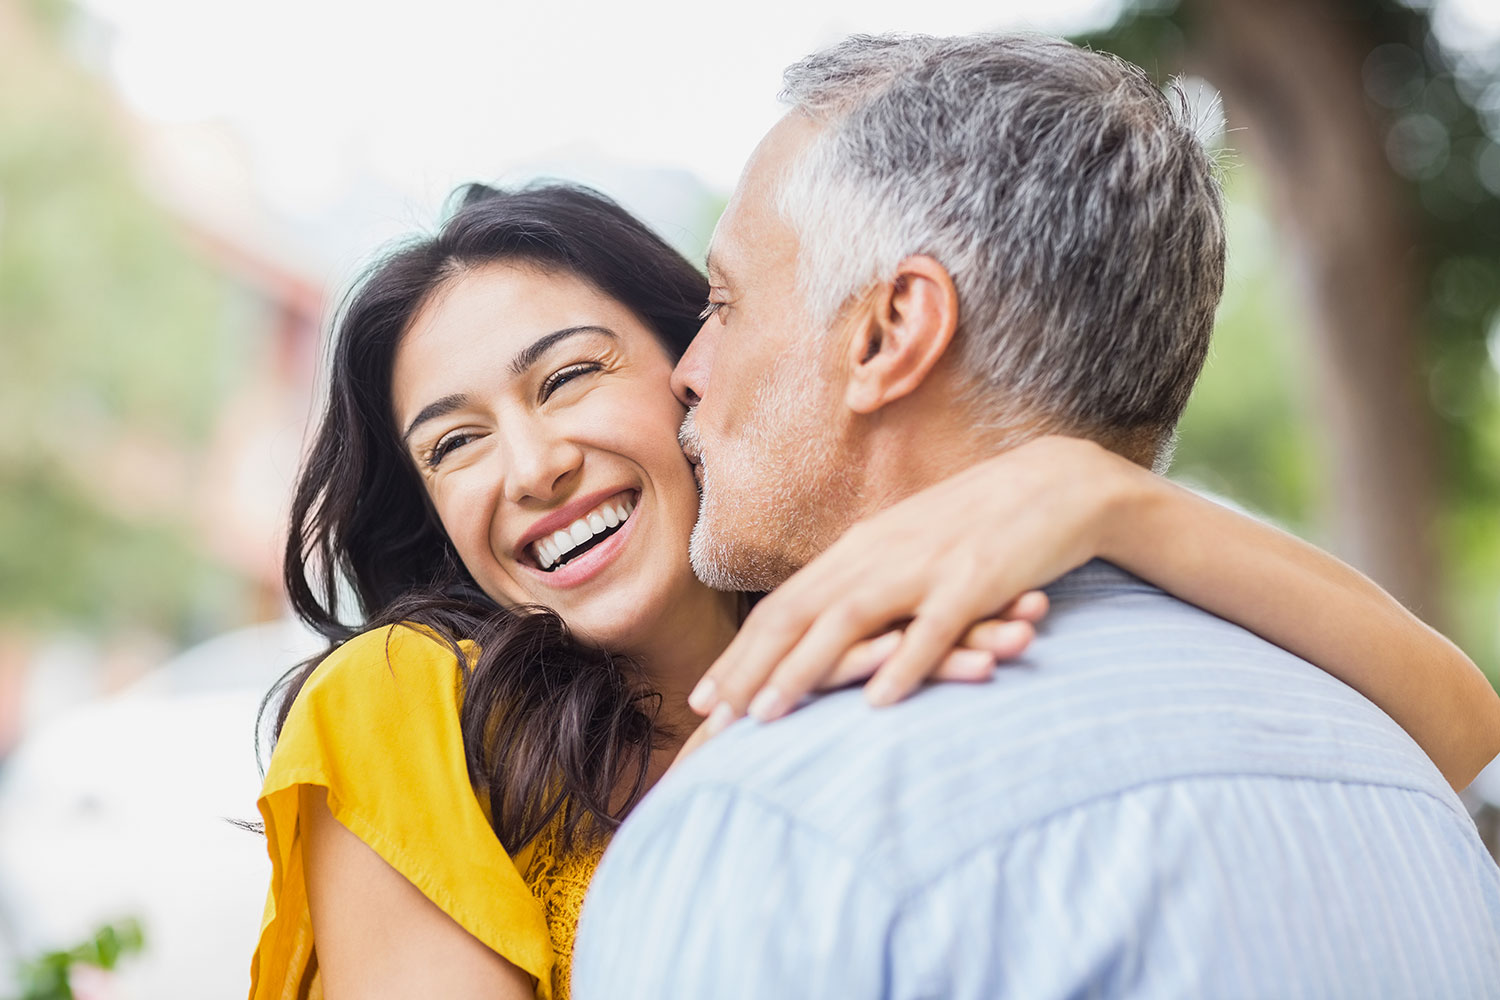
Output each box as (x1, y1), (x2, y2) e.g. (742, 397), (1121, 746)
(681, 359), (853, 594)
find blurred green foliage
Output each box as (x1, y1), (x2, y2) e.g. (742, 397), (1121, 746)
(1173, 170), (1323, 536)
(1083, 0), (1500, 686)
(1, 0), (249, 638)
(8, 919), (144, 1000)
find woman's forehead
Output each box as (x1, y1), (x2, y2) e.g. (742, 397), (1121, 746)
(390, 265), (659, 415)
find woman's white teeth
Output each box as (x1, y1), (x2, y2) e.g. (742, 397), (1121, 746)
(534, 495), (636, 570)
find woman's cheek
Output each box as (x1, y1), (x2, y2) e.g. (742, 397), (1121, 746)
(434, 473), (497, 556)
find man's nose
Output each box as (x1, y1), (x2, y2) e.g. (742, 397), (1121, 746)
(670, 321), (715, 407)
(502, 430), (584, 504)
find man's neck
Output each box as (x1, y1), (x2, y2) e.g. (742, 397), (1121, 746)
(847, 409), (1038, 521)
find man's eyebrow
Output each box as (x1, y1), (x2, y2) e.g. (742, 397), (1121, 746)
(508, 325), (616, 377)
(402, 393), (471, 444)
(704, 250), (727, 284)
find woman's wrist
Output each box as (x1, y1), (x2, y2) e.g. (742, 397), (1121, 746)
(1090, 442), (1170, 569)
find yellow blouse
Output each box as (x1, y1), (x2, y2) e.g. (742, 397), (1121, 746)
(249, 624), (605, 1000)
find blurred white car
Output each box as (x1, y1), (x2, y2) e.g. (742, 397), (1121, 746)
(0, 619), (324, 999)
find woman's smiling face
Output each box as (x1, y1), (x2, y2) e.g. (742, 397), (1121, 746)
(390, 261), (714, 652)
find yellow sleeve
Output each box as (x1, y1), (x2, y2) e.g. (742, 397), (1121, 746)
(248, 624), (555, 1000)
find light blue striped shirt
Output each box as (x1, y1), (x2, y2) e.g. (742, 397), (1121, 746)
(573, 561), (1500, 999)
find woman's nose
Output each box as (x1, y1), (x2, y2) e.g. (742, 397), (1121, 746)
(501, 431), (584, 504)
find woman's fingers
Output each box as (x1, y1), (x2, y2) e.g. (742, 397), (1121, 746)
(817, 630), (904, 689)
(685, 617), (1038, 754)
(863, 595), (979, 706)
(961, 618), (1036, 659)
(686, 592), (814, 716)
(1001, 590), (1050, 624)
(687, 645), (998, 756)
(687, 575), (1045, 734)
(696, 592), (1044, 728)
(930, 647), (999, 681)
(817, 617), (1036, 691)
(741, 596), (905, 721)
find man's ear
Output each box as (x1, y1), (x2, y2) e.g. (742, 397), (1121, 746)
(842, 255), (960, 415)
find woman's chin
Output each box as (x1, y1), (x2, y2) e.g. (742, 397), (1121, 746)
(546, 588), (658, 646)
(564, 617), (651, 656)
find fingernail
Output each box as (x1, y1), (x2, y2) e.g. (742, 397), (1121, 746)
(688, 677), (717, 715)
(953, 649), (995, 672)
(705, 701), (736, 734)
(748, 686), (784, 722)
(866, 678), (898, 707)
(986, 622), (1032, 654)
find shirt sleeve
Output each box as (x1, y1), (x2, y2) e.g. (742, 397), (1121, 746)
(571, 782), (898, 1000)
(250, 624), (555, 1000)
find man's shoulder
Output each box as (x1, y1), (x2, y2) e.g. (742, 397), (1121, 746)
(581, 564), (1500, 999)
(640, 562), (1457, 884)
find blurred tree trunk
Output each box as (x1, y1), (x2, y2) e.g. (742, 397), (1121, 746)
(1186, 0), (1443, 620)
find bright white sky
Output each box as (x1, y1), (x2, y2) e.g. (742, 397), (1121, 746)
(74, 0), (1500, 267)
(78, 0), (1118, 215)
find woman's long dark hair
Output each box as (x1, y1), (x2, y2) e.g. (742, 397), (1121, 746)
(263, 183), (709, 853)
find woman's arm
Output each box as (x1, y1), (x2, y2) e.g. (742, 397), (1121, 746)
(1099, 464), (1498, 792)
(688, 436), (1500, 791)
(299, 785), (535, 1000)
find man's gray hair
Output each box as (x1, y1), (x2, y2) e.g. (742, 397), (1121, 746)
(777, 33), (1226, 459)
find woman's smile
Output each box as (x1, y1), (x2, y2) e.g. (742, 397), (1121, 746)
(516, 487), (640, 586)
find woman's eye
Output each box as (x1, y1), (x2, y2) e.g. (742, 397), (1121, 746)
(540, 362), (602, 402)
(698, 301), (726, 324)
(425, 432), (475, 469)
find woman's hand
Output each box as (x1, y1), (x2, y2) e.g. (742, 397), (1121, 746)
(814, 591), (1051, 692)
(676, 433), (1500, 791)
(673, 591), (1050, 765)
(685, 436), (1141, 730)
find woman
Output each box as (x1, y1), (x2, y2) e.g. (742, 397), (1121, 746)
(251, 183), (1499, 1000)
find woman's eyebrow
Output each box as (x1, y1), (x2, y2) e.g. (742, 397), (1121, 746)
(402, 393), (471, 444)
(402, 327), (616, 444)
(508, 325), (616, 377)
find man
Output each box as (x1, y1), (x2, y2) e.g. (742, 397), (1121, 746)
(572, 33), (1500, 998)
